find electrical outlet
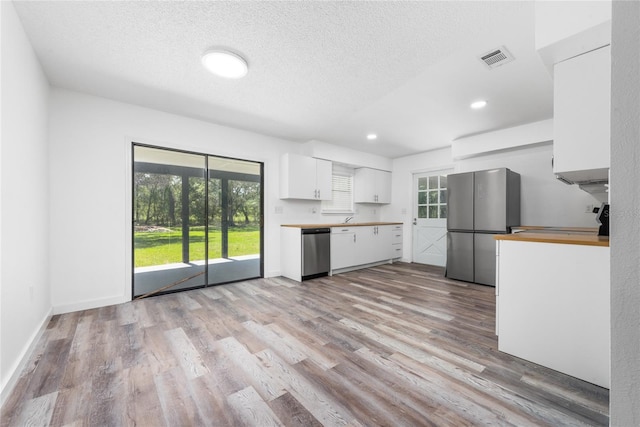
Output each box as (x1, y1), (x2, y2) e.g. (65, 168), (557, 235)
(372, 208), (377, 215)
(585, 204), (594, 213)
(401, 208), (407, 215)
(311, 207), (317, 214)
(274, 206), (283, 214)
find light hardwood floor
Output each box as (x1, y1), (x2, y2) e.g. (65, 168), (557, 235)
(1, 263), (608, 426)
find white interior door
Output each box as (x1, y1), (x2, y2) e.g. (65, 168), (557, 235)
(412, 170), (451, 266)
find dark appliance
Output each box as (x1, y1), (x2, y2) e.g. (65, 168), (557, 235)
(301, 228), (331, 280)
(596, 203), (609, 236)
(446, 168), (521, 286)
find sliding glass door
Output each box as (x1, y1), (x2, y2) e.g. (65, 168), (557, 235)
(207, 156), (262, 285)
(132, 144), (263, 298)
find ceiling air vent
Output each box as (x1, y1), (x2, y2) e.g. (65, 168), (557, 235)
(479, 46), (514, 69)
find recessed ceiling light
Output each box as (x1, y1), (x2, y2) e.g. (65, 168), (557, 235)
(470, 100), (488, 109)
(367, 134), (378, 141)
(201, 49), (248, 79)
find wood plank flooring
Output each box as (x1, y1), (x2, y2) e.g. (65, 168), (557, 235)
(1, 263), (609, 426)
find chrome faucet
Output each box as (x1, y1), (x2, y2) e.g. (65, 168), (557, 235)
(344, 216), (354, 224)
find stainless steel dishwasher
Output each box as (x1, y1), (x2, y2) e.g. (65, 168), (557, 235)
(301, 228), (331, 280)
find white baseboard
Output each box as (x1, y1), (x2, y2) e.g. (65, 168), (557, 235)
(264, 270), (281, 278)
(53, 294), (128, 315)
(0, 307), (53, 407)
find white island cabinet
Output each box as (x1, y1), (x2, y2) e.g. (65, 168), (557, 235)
(496, 235), (610, 388)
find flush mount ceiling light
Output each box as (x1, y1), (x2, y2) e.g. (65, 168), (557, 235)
(201, 49), (248, 79)
(367, 133), (378, 141)
(470, 100), (488, 109)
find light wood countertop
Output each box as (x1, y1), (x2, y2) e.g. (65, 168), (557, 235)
(495, 232), (609, 247)
(281, 222), (402, 229)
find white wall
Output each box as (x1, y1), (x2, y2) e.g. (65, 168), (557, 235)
(47, 89), (384, 314)
(456, 143), (599, 227)
(0, 1), (52, 401)
(302, 140), (393, 171)
(386, 140), (600, 262)
(610, 0), (640, 424)
(48, 89), (292, 312)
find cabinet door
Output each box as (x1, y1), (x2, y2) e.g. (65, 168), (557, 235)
(315, 158), (332, 201)
(375, 171), (392, 204)
(553, 45), (610, 179)
(354, 226), (374, 265)
(280, 154), (317, 199)
(281, 154), (333, 200)
(354, 168), (376, 203)
(374, 225), (393, 261)
(354, 168), (391, 203)
(331, 230), (356, 270)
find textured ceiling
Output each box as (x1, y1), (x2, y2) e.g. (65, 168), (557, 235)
(13, 1), (553, 158)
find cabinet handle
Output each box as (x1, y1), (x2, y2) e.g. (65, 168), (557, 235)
(318, 189), (320, 198)
(353, 234), (356, 243)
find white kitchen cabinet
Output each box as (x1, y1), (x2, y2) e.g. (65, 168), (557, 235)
(280, 226), (303, 281)
(329, 224), (402, 274)
(331, 227), (357, 270)
(553, 45), (610, 184)
(497, 239), (610, 388)
(354, 168), (391, 204)
(390, 224), (403, 259)
(280, 153), (332, 200)
(355, 225), (392, 266)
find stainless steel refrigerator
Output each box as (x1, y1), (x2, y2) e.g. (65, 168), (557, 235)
(446, 168), (520, 286)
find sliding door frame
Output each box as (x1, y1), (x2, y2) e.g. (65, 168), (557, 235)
(131, 142), (264, 299)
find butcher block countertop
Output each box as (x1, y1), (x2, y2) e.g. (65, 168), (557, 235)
(496, 226), (609, 247)
(281, 222), (402, 229)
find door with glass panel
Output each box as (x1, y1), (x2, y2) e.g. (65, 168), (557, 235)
(412, 170), (451, 266)
(133, 145), (263, 298)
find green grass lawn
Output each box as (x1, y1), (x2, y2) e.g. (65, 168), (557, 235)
(134, 226), (260, 267)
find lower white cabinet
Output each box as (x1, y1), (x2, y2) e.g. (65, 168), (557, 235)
(496, 239), (610, 388)
(330, 227), (357, 270)
(331, 224), (402, 274)
(390, 224), (403, 259)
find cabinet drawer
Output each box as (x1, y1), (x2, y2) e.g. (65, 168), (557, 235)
(391, 232), (403, 244)
(332, 227), (355, 234)
(392, 243), (403, 258)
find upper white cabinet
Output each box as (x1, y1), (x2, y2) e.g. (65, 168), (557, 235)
(553, 45), (610, 184)
(280, 153), (332, 200)
(354, 168), (391, 204)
